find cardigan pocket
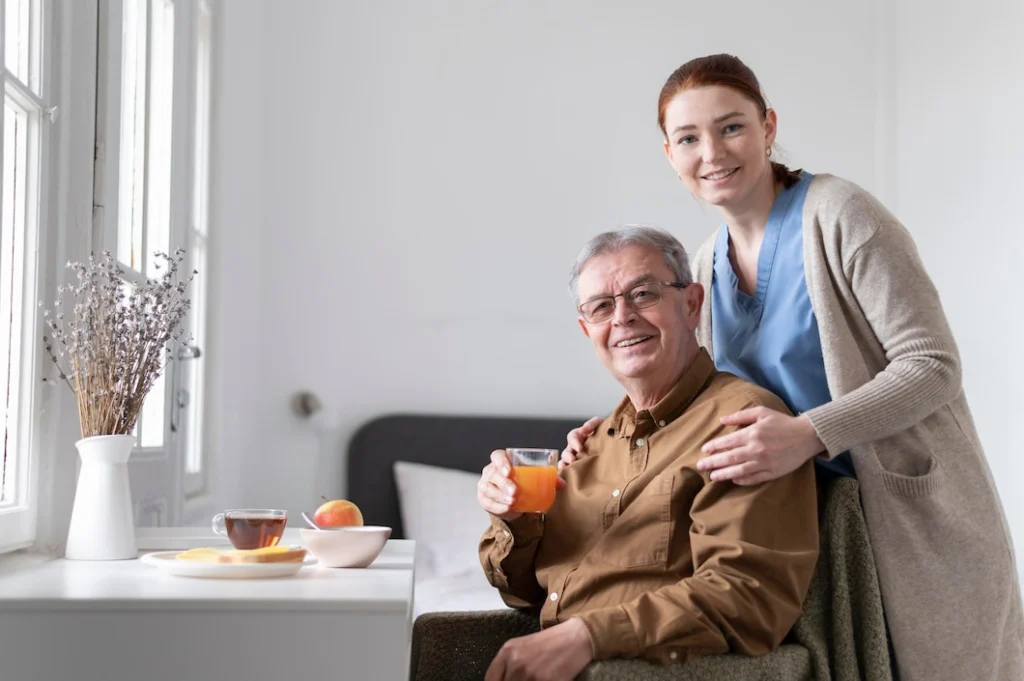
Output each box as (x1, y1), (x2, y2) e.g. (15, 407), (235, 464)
(869, 427), (948, 498)
(877, 456), (942, 497)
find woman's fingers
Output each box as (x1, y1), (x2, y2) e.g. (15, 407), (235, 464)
(557, 449), (577, 471)
(701, 427), (754, 456)
(562, 416), (603, 469)
(566, 428), (587, 454)
(582, 416), (603, 435)
(697, 442), (758, 473)
(718, 406), (767, 426)
(708, 459), (762, 482)
(734, 471), (775, 486)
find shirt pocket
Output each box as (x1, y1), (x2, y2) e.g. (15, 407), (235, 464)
(594, 473), (675, 568)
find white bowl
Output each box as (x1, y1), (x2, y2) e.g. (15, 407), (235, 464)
(299, 526), (391, 568)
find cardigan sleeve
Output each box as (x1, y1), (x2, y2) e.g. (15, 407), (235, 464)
(804, 196), (962, 456)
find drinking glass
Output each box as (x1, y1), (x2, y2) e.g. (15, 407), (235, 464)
(507, 448), (559, 513)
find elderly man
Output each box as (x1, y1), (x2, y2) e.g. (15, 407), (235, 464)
(476, 226), (819, 681)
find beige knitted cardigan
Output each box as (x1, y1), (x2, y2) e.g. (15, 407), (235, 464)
(692, 173), (1023, 681)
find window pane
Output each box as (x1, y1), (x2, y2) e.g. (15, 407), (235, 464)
(117, 0), (148, 270)
(5, 0), (28, 85)
(4, 0), (40, 94)
(145, 0), (174, 278)
(1, 99), (28, 504)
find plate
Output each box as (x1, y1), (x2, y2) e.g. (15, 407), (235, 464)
(140, 549), (316, 579)
(135, 528), (234, 551)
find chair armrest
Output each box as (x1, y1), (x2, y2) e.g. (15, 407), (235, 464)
(410, 610), (811, 681)
(411, 609), (539, 681)
(578, 645), (811, 681)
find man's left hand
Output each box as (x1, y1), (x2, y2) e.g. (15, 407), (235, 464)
(485, 617), (595, 681)
(697, 408), (825, 485)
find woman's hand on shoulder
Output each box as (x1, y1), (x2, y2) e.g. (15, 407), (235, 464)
(697, 407), (824, 485)
(558, 417), (603, 471)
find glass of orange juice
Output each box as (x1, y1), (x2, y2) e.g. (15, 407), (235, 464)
(507, 448), (559, 513)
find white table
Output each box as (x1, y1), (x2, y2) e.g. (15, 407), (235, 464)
(0, 529), (415, 681)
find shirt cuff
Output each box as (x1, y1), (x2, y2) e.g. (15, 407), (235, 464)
(492, 513), (544, 545)
(577, 605), (641, 660)
(483, 514), (544, 588)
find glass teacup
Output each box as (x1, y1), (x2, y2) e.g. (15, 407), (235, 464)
(211, 508), (288, 549)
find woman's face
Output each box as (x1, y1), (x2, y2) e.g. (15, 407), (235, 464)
(662, 85), (777, 209)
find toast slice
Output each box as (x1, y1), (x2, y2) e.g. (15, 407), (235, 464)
(176, 545), (307, 564)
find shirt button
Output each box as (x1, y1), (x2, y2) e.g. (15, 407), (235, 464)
(658, 420), (666, 427)
(669, 651), (678, 660)
(635, 438), (644, 446)
(611, 489), (621, 498)
(549, 592), (559, 601)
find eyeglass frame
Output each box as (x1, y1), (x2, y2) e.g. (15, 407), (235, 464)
(577, 279), (690, 324)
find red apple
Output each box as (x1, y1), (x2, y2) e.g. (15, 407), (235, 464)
(313, 497), (363, 528)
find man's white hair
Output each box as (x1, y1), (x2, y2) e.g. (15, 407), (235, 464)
(568, 225), (693, 303)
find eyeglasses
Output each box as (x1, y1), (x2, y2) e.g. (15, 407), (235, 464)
(578, 281), (689, 324)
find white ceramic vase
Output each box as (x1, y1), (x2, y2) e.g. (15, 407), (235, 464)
(64, 434), (138, 561)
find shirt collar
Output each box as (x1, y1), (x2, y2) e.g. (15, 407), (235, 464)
(610, 348), (717, 439)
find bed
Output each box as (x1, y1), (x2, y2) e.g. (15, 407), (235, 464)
(346, 413), (587, 619)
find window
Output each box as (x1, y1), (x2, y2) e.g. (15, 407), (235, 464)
(0, 0), (51, 549)
(93, 0), (213, 523)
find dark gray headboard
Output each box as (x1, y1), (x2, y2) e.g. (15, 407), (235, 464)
(346, 413), (588, 539)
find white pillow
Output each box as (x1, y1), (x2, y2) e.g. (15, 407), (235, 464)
(393, 461), (492, 580)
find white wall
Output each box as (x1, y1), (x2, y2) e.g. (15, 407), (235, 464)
(889, 0), (1024, 565)
(209, 0), (1022, 571)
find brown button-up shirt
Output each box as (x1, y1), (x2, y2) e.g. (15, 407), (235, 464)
(479, 349), (819, 665)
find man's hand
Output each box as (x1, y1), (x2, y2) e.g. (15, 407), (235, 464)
(478, 449), (567, 521)
(485, 617), (595, 681)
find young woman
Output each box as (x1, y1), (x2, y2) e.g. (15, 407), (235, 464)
(560, 54), (1022, 681)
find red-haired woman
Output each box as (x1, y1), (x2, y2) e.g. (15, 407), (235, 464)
(562, 54), (1022, 681)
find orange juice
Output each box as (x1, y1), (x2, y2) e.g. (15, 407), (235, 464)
(511, 465), (557, 513)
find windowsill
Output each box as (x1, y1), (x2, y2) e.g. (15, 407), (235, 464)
(0, 540), (36, 556)
(0, 548), (56, 576)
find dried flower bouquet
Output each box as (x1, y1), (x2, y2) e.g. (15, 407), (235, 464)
(42, 250), (195, 437)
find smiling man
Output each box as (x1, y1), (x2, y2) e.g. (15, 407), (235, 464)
(476, 226), (820, 681)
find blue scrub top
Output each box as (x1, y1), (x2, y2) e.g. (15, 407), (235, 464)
(711, 172), (856, 479)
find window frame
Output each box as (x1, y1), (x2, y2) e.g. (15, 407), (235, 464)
(181, 0), (210, 499)
(0, 0), (57, 553)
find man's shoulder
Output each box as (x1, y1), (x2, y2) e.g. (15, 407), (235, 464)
(702, 371), (793, 417)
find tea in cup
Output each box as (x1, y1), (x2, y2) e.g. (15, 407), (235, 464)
(507, 448), (559, 513)
(212, 509), (288, 549)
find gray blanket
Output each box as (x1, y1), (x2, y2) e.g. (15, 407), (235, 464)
(410, 477), (892, 681)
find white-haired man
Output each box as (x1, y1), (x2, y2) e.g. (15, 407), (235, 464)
(476, 226), (819, 681)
